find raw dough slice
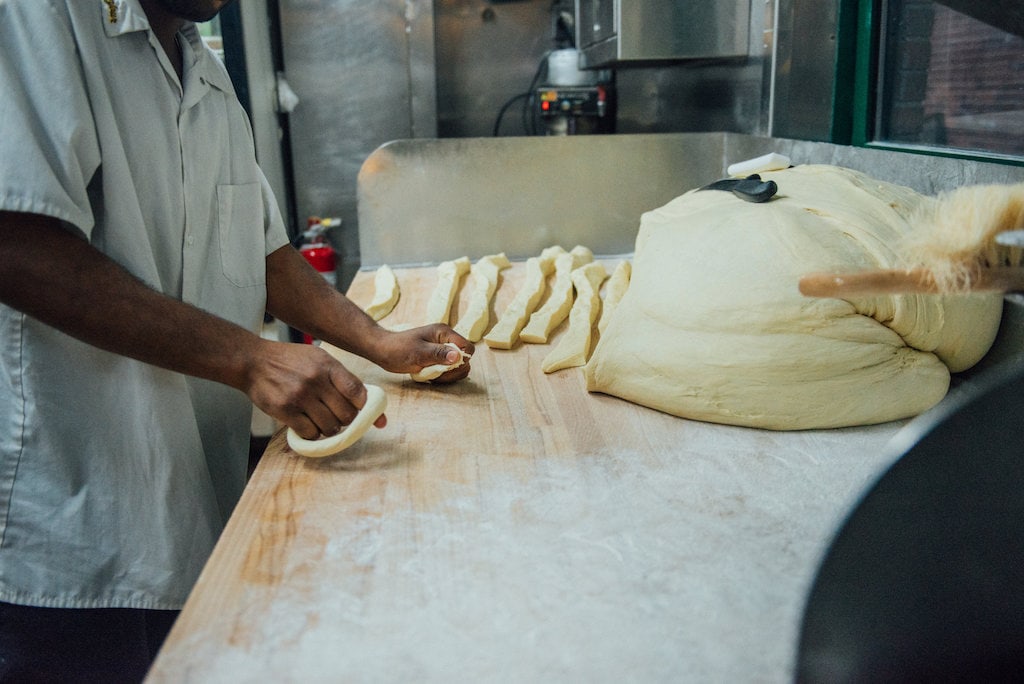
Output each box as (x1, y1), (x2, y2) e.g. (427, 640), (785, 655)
(585, 165), (1003, 430)
(424, 256), (471, 325)
(287, 384), (388, 457)
(483, 245), (565, 349)
(597, 260), (631, 335)
(520, 245), (593, 344)
(364, 265), (400, 321)
(453, 253), (512, 342)
(542, 261), (608, 373)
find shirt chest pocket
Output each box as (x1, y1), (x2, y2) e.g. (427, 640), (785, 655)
(217, 183), (266, 288)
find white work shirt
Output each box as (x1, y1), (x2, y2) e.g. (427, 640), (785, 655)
(0, 0), (289, 609)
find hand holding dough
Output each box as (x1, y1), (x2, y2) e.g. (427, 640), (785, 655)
(287, 384), (388, 457)
(410, 342), (471, 382)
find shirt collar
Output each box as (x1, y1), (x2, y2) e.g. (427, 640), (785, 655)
(101, 0), (151, 37)
(100, 0), (235, 96)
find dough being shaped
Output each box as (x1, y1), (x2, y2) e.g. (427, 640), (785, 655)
(520, 245), (593, 344)
(424, 256), (471, 325)
(410, 342), (471, 383)
(542, 261), (608, 373)
(597, 260), (631, 336)
(287, 384), (388, 457)
(364, 265), (400, 321)
(453, 253), (512, 342)
(585, 165), (1003, 430)
(484, 245), (565, 349)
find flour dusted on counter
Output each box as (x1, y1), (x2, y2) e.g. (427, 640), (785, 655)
(585, 165), (1003, 430)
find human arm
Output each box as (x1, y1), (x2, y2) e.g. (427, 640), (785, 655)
(263, 244), (475, 382)
(0, 211), (375, 439)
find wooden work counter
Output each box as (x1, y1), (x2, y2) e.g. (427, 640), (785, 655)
(147, 261), (906, 682)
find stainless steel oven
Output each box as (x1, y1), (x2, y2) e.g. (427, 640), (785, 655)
(576, 0), (752, 67)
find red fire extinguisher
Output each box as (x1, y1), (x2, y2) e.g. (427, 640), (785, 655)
(298, 216), (339, 344)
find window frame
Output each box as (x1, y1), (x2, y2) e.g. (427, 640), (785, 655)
(840, 0), (1024, 167)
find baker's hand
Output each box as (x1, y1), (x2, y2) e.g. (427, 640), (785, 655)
(244, 341), (386, 440)
(373, 324), (474, 383)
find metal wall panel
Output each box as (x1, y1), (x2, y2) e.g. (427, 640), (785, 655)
(434, 0), (553, 137)
(236, 0), (295, 235)
(771, 0), (843, 141)
(435, 0), (774, 138)
(272, 0), (884, 280)
(278, 0), (436, 285)
(357, 132), (1024, 267)
(357, 133), (727, 266)
(577, 0), (752, 67)
(612, 0), (773, 136)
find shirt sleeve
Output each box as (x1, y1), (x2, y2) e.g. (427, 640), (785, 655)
(259, 167), (291, 256)
(0, 0), (102, 238)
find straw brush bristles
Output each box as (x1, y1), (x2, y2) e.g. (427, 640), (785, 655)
(900, 183), (1024, 293)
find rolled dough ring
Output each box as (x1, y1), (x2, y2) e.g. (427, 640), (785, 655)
(410, 342), (471, 382)
(286, 384), (388, 458)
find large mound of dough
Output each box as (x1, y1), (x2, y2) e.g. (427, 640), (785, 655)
(585, 165), (1003, 430)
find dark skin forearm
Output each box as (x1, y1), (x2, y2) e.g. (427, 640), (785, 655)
(264, 245), (472, 378)
(0, 211), (472, 440)
(0, 211), (263, 390)
(265, 245), (385, 362)
(0, 211), (369, 438)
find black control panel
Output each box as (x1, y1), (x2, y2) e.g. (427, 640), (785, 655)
(536, 85), (611, 119)
(535, 84), (615, 134)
